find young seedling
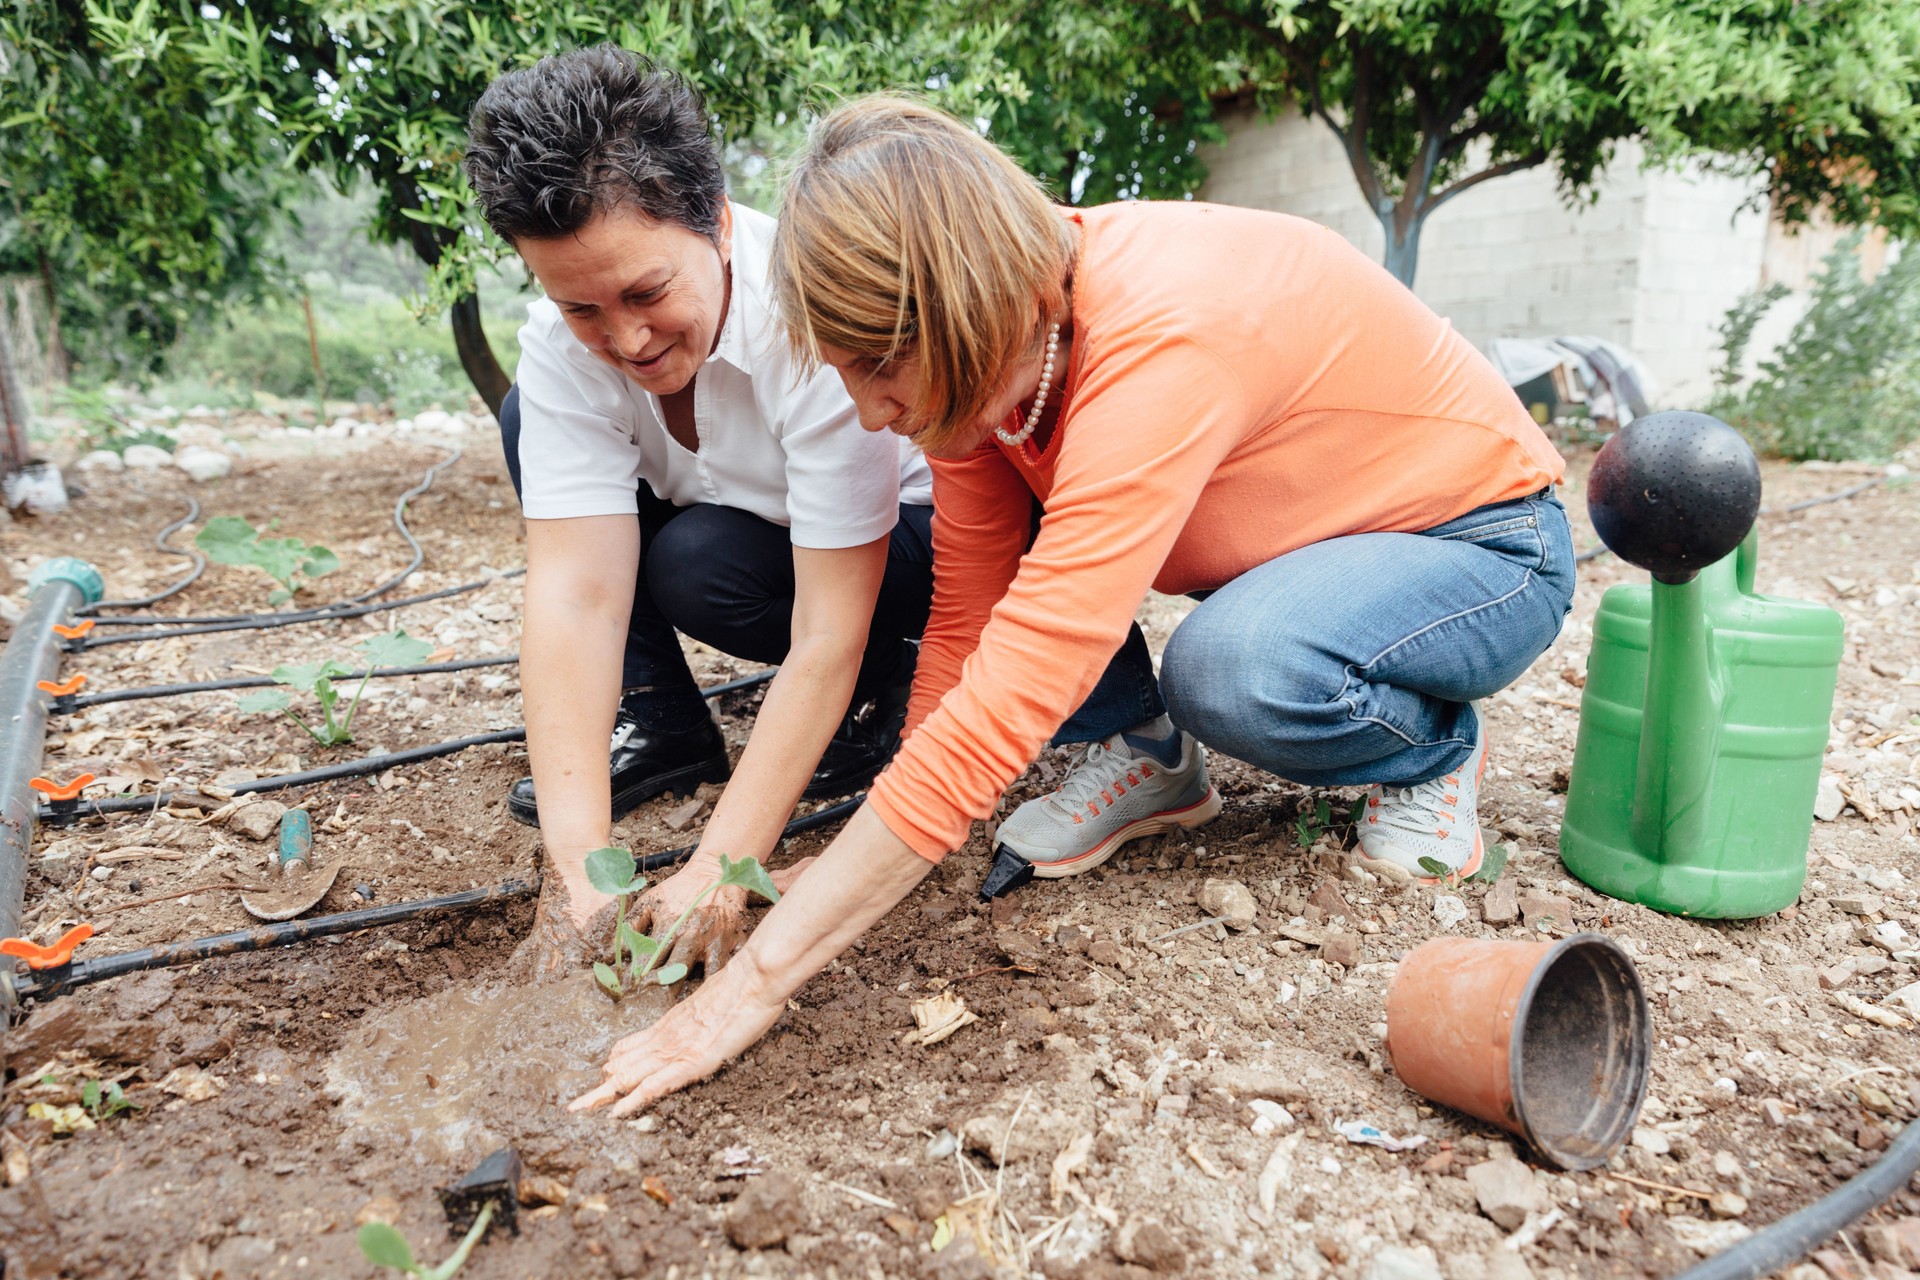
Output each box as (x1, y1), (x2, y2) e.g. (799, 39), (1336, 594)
(236, 629), (434, 746)
(195, 514), (341, 605)
(583, 847), (781, 997)
(1418, 841), (1511, 889)
(1294, 795), (1333, 849)
(359, 1202), (495, 1280)
(80, 1078), (138, 1122)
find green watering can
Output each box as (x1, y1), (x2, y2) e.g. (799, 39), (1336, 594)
(1559, 412), (1844, 918)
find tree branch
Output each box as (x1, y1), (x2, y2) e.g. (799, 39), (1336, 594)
(1423, 150), (1549, 217)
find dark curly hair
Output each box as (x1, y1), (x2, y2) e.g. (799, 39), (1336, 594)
(464, 46), (725, 244)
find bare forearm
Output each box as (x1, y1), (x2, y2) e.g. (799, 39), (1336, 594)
(735, 804), (935, 993)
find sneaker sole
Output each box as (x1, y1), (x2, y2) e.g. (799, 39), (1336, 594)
(1024, 788), (1224, 880)
(505, 754), (732, 828)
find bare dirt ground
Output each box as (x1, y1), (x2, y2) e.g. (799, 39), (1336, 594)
(1, 408), (1917, 1280)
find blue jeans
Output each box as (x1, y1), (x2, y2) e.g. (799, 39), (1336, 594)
(1149, 491), (1576, 787)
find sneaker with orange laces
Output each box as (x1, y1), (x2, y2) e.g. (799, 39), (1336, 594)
(1355, 701), (1488, 884)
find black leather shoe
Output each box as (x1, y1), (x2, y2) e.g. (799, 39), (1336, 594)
(803, 645), (917, 799)
(508, 707), (731, 828)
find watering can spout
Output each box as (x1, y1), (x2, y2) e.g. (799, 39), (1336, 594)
(1628, 562), (1729, 864)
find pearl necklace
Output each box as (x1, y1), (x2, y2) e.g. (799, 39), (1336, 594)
(994, 321), (1061, 448)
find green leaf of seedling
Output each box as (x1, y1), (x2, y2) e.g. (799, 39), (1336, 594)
(250, 535), (313, 591)
(584, 847), (643, 897)
(356, 629), (434, 669)
(716, 853), (780, 905)
(593, 962), (622, 996)
(194, 515), (260, 566)
(300, 545), (340, 580)
(617, 921), (657, 957)
(358, 1221), (418, 1272)
(237, 688), (291, 714)
(267, 588), (292, 605)
(272, 661), (351, 694)
(1417, 857), (1452, 879)
(653, 962), (689, 986)
(81, 1080), (100, 1112)
(1467, 843), (1511, 885)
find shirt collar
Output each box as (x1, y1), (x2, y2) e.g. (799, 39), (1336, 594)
(705, 201), (759, 375)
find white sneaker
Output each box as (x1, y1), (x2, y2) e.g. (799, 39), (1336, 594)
(995, 730), (1222, 878)
(1355, 702), (1488, 884)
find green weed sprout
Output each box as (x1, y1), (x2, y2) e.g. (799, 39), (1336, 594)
(1418, 842), (1510, 890)
(358, 1202), (495, 1280)
(195, 515), (341, 605)
(236, 630), (434, 746)
(1293, 795), (1334, 848)
(80, 1079), (138, 1121)
(583, 847), (780, 997)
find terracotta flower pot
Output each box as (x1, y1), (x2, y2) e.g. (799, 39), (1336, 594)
(1385, 932), (1651, 1171)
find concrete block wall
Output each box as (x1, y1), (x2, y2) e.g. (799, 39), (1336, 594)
(1197, 104), (1780, 404)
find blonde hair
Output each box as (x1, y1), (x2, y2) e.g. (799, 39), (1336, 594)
(771, 95), (1076, 450)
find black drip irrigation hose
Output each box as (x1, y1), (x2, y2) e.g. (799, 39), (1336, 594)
(73, 570), (525, 650)
(1573, 473), (1889, 566)
(82, 498), (207, 612)
(57, 654), (521, 713)
(1672, 1115), (1920, 1280)
(12, 792), (864, 1001)
(80, 447), (464, 627)
(40, 668), (776, 823)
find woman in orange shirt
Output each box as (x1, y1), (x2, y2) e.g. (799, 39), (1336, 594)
(571, 96), (1573, 1116)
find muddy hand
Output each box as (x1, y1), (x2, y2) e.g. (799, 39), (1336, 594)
(569, 955), (785, 1118)
(630, 877), (751, 981)
(510, 879), (617, 982)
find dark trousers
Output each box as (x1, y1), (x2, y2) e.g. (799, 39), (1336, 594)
(500, 386), (935, 729)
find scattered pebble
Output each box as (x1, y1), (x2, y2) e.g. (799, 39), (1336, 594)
(1465, 1157), (1545, 1230)
(1196, 878), (1257, 929)
(1431, 895), (1469, 931)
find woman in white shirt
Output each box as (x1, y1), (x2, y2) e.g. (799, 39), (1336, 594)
(465, 47), (933, 966)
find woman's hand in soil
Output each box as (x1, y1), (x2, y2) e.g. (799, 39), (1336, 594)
(630, 867), (752, 980)
(568, 806), (934, 1117)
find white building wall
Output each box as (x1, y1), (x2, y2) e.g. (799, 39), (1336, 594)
(1197, 103), (1774, 403)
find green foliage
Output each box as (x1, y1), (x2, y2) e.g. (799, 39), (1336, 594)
(359, 1201), (495, 1280)
(1712, 235), (1920, 462)
(196, 516), (340, 605)
(80, 1078), (137, 1121)
(0, 0), (294, 378)
(1293, 795), (1334, 849)
(236, 630), (435, 745)
(1418, 842), (1509, 889)
(49, 385), (175, 456)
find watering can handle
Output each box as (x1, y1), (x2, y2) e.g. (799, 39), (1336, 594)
(1735, 527), (1758, 595)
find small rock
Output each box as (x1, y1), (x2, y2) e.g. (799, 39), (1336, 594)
(661, 796), (704, 831)
(173, 445), (232, 481)
(1861, 1225), (1907, 1265)
(226, 800), (287, 841)
(1517, 891), (1575, 930)
(1321, 932), (1362, 968)
(123, 443), (173, 470)
(1365, 1245), (1444, 1280)
(1762, 1099), (1789, 1127)
(1308, 880), (1351, 921)
(1483, 1249), (1534, 1280)
(1482, 879), (1519, 926)
(1197, 879), (1257, 929)
(1855, 1082), (1896, 1115)
(1465, 1157), (1545, 1231)
(518, 1175), (570, 1206)
(76, 450), (125, 473)
(724, 1169), (807, 1249)
(1831, 895), (1884, 916)
(1431, 895), (1469, 931)
(354, 1196), (402, 1227)
(1708, 1192), (1747, 1219)
(1817, 965), (1854, 991)
(1631, 1127), (1672, 1156)
(925, 1130), (957, 1160)
(1814, 776), (1845, 822)
(1668, 1216), (1752, 1255)
(1087, 940), (1126, 967)
(1113, 1215), (1186, 1273)
(1882, 982), (1920, 1019)
(1247, 1099), (1295, 1136)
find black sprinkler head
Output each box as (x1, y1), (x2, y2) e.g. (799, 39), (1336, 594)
(1587, 411), (1761, 584)
(979, 846), (1036, 900)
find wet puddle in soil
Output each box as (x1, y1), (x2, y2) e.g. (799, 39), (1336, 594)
(323, 975), (670, 1164)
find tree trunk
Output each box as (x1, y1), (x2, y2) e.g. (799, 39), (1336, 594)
(450, 293), (509, 420)
(36, 253), (68, 383)
(0, 313), (33, 479)
(1381, 209), (1424, 287)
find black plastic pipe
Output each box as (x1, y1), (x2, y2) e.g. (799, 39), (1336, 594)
(1674, 1116), (1920, 1280)
(42, 669), (774, 822)
(58, 655), (521, 713)
(1, 562), (102, 1010)
(81, 498), (206, 613)
(13, 791), (864, 1000)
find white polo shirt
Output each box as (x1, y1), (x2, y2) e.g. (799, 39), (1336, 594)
(513, 201), (932, 549)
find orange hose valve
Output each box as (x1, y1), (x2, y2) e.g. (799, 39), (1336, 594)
(52, 620), (95, 639)
(1, 924), (95, 970)
(37, 674), (87, 697)
(29, 774), (96, 802)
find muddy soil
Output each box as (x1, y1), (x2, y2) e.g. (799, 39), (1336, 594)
(2, 411), (1918, 1280)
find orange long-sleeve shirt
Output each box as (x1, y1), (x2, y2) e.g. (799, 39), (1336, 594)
(866, 203), (1564, 860)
